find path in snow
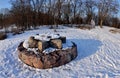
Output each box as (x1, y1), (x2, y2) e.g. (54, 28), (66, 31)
(0, 26), (120, 78)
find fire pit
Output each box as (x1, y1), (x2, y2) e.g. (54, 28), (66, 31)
(17, 34), (77, 69)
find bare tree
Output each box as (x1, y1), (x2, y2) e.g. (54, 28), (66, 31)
(62, 0), (72, 24)
(0, 13), (4, 28)
(6, 0), (120, 29)
(97, 0), (119, 28)
(0, 8), (10, 31)
(55, 0), (64, 24)
(84, 0), (96, 24)
(71, 0), (83, 24)
(31, 0), (44, 26)
(72, 0), (82, 19)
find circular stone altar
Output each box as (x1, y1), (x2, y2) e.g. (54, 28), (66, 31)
(17, 34), (77, 69)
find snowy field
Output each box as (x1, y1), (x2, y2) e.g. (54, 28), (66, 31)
(0, 25), (120, 78)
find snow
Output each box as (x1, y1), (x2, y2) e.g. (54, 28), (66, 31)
(43, 47), (57, 54)
(0, 26), (120, 78)
(62, 40), (73, 49)
(23, 34), (73, 54)
(23, 40), (29, 49)
(27, 48), (39, 54)
(91, 19), (95, 26)
(42, 40), (73, 54)
(34, 33), (60, 41)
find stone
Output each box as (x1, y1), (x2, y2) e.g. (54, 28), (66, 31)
(50, 52), (60, 61)
(24, 58), (33, 66)
(66, 53), (72, 62)
(28, 36), (38, 48)
(59, 36), (66, 43)
(18, 52), (22, 59)
(50, 39), (62, 49)
(28, 54), (36, 62)
(59, 55), (67, 65)
(33, 57), (43, 69)
(38, 41), (49, 52)
(56, 50), (71, 65)
(42, 55), (51, 68)
(71, 47), (77, 59)
(43, 54), (57, 68)
(18, 41), (78, 69)
(18, 42), (26, 51)
(21, 52), (28, 60)
(20, 52), (33, 66)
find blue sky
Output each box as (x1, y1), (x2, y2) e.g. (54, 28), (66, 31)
(0, 0), (11, 9)
(0, 0), (120, 17)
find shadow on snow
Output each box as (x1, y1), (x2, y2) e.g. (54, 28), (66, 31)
(68, 39), (102, 60)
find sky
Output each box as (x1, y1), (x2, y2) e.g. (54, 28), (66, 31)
(0, 0), (11, 9)
(0, 0), (120, 17)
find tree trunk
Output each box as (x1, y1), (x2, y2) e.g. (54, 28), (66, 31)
(100, 19), (103, 28)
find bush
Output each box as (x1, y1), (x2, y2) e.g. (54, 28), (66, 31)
(0, 32), (7, 40)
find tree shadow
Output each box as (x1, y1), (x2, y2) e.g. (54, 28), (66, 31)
(68, 39), (102, 60)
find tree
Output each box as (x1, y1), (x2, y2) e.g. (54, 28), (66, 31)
(97, 0), (119, 28)
(55, 0), (63, 24)
(0, 13), (4, 28)
(62, 0), (72, 24)
(0, 8), (11, 31)
(71, 0), (83, 24)
(84, 0), (96, 24)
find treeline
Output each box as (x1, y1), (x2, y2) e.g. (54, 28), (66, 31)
(0, 0), (120, 30)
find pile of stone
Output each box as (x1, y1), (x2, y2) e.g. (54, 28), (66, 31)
(18, 34), (77, 69)
(25, 34), (66, 53)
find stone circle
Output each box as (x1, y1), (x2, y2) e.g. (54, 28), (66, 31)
(17, 34), (77, 69)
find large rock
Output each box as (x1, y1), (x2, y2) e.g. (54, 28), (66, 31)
(42, 55), (52, 68)
(42, 54), (58, 68)
(50, 39), (62, 49)
(20, 52), (33, 66)
(18, 41), (78, 69)
(28, 36), (38, 48)
(60, 55), (69, 65)
(56, 50), (71, 65)
(38, 40), (49, 52)
(71, 47), (77, 59)
(59, 36), (66, 43)
(32, 57), (43, 69)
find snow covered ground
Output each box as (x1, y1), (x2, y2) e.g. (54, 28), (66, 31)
(0, 25), (120, 78)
